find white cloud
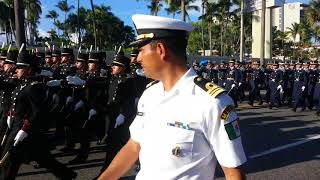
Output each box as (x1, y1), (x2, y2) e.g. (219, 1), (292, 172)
(38, 28), (49, 37)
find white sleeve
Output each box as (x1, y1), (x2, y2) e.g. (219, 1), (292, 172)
(129, 97), (145, 143)
(204, 95), (247, 168)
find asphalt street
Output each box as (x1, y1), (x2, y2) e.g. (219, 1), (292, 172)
(16, 102), (320, 180)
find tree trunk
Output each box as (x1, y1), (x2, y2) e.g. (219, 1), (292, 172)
(201, 0), (205, 54)
(77, 0), (81, 47)
(209, 22), (212, 56)
(181, 0), (186, 22)
(14, 0), (26, 49)
(90, 0), (97, 50)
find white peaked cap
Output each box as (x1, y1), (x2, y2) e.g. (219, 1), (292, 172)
(132, 14), (194, 32)
(130, 14), (194, 47)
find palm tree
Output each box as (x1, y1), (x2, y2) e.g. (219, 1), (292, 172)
(25, 0), (42, 45)
(165, 1), (179, 18)
(3, 0), (15, 42)
(0, 1), (11, 44)
(56, 0), (74, 38)
(46, 10), (59, 33)
(306, 0), (320, 26)
(287, 22), (301, 43)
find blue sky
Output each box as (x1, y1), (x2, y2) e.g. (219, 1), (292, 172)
(38, 0), (310, 37)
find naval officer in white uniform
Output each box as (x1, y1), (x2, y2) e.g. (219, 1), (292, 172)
(98, 14), (247, 180)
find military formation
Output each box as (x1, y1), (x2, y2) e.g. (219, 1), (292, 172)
(193, 59), (320, 116)
(0, 44), (150, 180)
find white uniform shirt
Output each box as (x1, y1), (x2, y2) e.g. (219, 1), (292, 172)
(130, 68), (247, 180)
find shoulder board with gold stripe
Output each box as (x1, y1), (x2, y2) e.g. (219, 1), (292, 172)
(146, 80), (159, 89)
(194, 76), (226, 98)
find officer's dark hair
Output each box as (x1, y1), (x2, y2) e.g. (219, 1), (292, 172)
(150, 38), (187, 61)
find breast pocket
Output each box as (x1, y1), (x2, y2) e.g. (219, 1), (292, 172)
(166, 126), (195, 164)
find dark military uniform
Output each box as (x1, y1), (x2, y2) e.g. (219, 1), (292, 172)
(100, 54), (137, 173)
(0, 50), (76, 180)
(307, 68), (318, 110)
(282, 66), (295, 105)
(269, 67), (284, 108)
(248, 65), (264, 105)
(314, 68), (320, 115)
(292, 65), (309, 111)
(225, 67), (241, 107)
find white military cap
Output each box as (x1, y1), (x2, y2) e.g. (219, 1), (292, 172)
(130, 14), (194, 47)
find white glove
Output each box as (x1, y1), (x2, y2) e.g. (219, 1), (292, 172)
(66, 96), (73, 105)
(277, 85), (282, 90)
(66, 76), (86, 86)
(14, 130), (28, 146)
(6, 116), (12, 129)
(39, 70), (53, 77)
(231, 84), (236, 89)
(88, 109), (97, 120)
(74, 100), (84, 111)
(136, 69), (145, 77)
(114, 114), (125, 128)
(238, 82), (242, 86)
(272, 79), (275, 82)
(223, 82), (226, 86)
(47, 80), (62, 87)
(302, 86), (305, 91)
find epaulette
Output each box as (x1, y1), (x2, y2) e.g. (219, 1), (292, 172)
(194, 76), (226, 98)
(146, 80), (159, 89)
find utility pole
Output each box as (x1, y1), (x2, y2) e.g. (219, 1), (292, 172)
(240, 0), (244, 62)
(260, 0), (266, 66)
(14, 0), (26, 49)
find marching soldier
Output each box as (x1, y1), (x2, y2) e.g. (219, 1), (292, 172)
(0, 50), (19, 155)
(225, 59), (241, 107)
(307, 61), (318, 110)
(98, 53), (137, 174)
(0, 50), (77, 180)
(282, 61), (295, 105)
(68, 51), (109, 164)
(248, 61), (264, 106)
(292, 61), (308, 112)
(218, 61), (228, 88)
(268, 62), (284, 109)
(314, 62), (320, 116)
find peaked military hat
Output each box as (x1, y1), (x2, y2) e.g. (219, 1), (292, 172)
(52, 49), (61, 57)
(16, 50), (38, 68)
(88, 52), (101, 63)
(5, 50), (18, 64)
(112, 53), (130, 68)
(77, 52), (89, 62)
(45, 51), (52, 58)
(61, 48), (73, 55)
(130, 14), (194, 47)
(0, 49), (7, 59)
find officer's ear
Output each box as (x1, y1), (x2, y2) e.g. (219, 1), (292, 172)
(155, 41), (168, 62)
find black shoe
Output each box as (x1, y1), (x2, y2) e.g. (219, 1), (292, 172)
(301, 107), (306, 112)
(248, 102), (253, 106)
(68, 155), (88, 164)
(308, 106), (313, 110)
(316, 112), (320, 116)
(258, 101), (263, 105)
(292, 108), (297, 112)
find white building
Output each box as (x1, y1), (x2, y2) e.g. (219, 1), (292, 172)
(272, 2), (308, 42)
